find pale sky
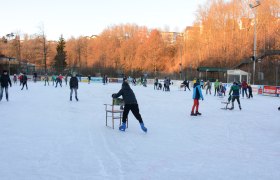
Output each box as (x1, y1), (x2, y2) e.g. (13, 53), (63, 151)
(0, 0), (206, 40)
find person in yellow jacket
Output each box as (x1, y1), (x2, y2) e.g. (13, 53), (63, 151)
(214, 79), (219, 96)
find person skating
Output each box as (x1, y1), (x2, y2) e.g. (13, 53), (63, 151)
(214, 79), (219, 96)
(241, 80), (248, 98)
(13, 74), (17, 84)
(247, 84), (253, 99)
(55, 74), (63, 87)
(0, 70), (12, 101)
(154, 78), (158, 90)
(19, 73), (23, 86)
(33, 72), (37, 83)
(204, 80), (211, 95)
(181, 79), (191, 91)
(52, 74), (56, 86)
(21, 73), (28, 90)
(228, 82), (242, 110)
(88, 75), (91, 84)
(112, 80), (147, 132)
(69, 73), (79, 101)
(44, 73), (49, 86)
(65, 74), (68, 85)
(191, 79), (204, 116)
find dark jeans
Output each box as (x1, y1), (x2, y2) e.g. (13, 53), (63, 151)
(122, 104), (143, 124)
(232, 96), (241, 106)
(56, 81), (62, 87)
(248, 92), (253, 98)
(70, 88), (78, 97)
(0, 86), (9, 101)
(21, 82), (28, 90)
(242, 88), (248, 98)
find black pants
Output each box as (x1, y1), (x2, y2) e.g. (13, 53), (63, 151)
(0, 86), (9, 101)
(122, 104), (143, 124)
(184, 85), (190, 91)
(21, 82), (28, 90)
(248, 92), (253, 98)
(232, 96), (240, 106)
(56, 81), (62, 87)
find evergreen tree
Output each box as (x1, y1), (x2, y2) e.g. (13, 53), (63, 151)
(54, 35), (67, 73)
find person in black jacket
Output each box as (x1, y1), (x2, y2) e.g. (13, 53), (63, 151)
(69, 73), (79, 101)
(0, 70), (12, 101)
(21, 72), (28, 90)
(112, 80), (147, 132)
(181, 79), (191, 91)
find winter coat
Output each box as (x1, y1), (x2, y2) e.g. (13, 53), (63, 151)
(70, 76), (79, 89)
(182, 80), (189, 86)
(22, 75), (28, 83)
(248, 85), (252, 93)
(229, 84), (240, 96)
(0, 74), (12, 87)
(112, 82), (138, 104)
(241, 81), (248, 89)
(192, 82), (204, 100)
(214, 81), (219, 89)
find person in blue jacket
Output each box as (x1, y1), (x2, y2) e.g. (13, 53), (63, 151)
(191, 79), (204, 116)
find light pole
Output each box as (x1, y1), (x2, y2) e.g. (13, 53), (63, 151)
(249, 0), (261, 85)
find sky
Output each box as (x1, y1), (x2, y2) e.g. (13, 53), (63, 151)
(0, 0), (207, 40)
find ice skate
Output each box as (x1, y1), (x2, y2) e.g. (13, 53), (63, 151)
(119, 122), (126, 131)
(140, 123), (147, 132)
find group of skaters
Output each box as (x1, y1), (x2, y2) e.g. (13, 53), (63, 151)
(190, 78), (243, 116)
(154, 77), (172, 91)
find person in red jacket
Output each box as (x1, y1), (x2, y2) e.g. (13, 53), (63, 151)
(241, 80), (248, 98)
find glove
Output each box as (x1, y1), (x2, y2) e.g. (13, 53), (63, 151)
(112, 93), (116, 98)
(202, 98), (204, 101)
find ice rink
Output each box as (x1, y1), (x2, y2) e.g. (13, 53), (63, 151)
(0, 81), (279, 180)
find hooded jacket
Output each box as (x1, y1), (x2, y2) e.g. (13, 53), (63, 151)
(112, 82), (137, 104)
(0, 74), (12, 87)
(70, 76), (79, 89)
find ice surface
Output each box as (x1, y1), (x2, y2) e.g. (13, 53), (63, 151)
(0, 82), (279, 180)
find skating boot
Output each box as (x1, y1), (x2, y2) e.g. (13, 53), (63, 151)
(190, 112), (197, 116)
(140, 123), (147, 133)
(119, 122), (126, 131)
(239, 104), (242, 110)
(70, 96), (72, 101)
(75, 96), (79, 101)
(196, 111), (202, 115)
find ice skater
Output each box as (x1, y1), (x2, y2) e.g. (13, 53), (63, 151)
(181, 79), (191, 91)
(190, 79), (204, 116)
(228, 82), (242, 110)
(247, 84), (253, 99)
(241, 80), (248, 98)
(88, 75), (91, 84)
(52, 74), (56, 86)
(44, 73), (49, 86)
(69, 73), (79, 101)
(55, 74), (63, 87)
(112, 80), (147, 132)
(204, 80), (211, 95)
(0, 70), (12, 102)
(21, 72), (28, 90)
(13, 74), (17, 84)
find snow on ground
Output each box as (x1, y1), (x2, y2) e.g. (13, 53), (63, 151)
(0, 82), (279, 180)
